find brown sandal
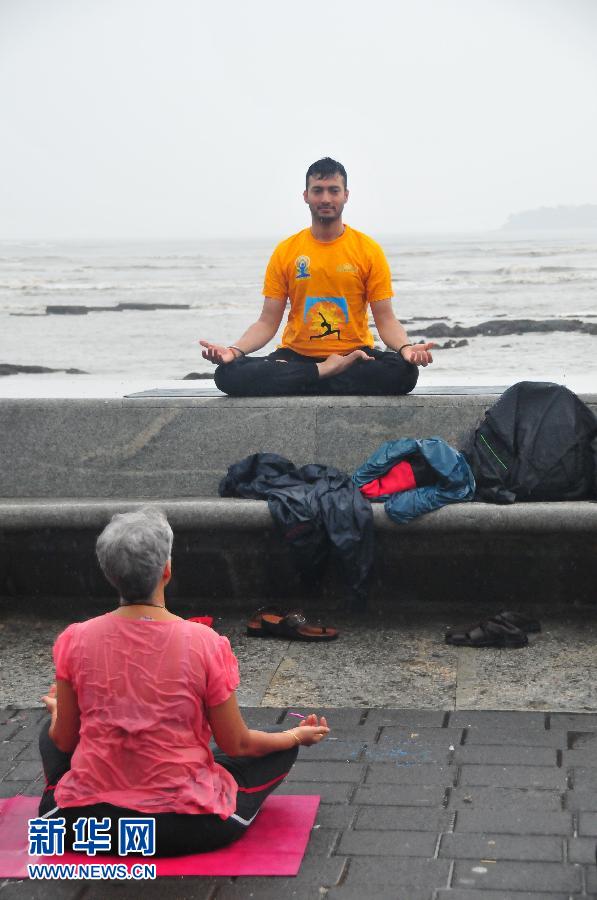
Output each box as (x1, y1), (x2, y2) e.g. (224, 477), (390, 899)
(261, 610), (339, 642)
(246, 605), (287, 637)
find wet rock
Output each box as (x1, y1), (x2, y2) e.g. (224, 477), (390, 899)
(45, 302), (190, 315)
(46, 305), (92, 315)
(0, 363), (88, 376)
(182, 372), (216, 380)
(436, 339), (469, 350)
(116, 302), (189, 311)
(413, 318), (597, 338)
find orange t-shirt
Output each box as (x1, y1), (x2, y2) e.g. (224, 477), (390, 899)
(263, 225), (394, 356)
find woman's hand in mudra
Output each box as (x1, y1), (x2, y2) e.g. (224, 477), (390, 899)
(295, 713), (329, 746)
(41, 683), (57, 718)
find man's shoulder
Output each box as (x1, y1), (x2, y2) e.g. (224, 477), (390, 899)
(345, 225), (387, 256)
(271, 228), (311, 257)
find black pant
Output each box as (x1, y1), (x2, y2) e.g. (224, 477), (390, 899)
(214, 347), (419, 397)
(38, 720), (299, 856)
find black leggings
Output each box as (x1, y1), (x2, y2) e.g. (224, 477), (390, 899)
(38, 720), (299, 856)
(214, 346), (419, 397)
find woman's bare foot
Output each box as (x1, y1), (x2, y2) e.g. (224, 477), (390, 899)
(316, 350), (372, 379)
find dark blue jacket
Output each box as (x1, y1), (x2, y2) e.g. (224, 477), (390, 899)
(352, 437), (475, 524)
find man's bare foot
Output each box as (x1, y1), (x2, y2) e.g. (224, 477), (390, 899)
(317, 350), (372, 379)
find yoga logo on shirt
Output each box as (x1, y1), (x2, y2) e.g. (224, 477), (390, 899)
(295, 256), (311, 279)
(304, 296), (349, 342)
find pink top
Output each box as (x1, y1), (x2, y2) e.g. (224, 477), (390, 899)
(53, 614), (240, 818)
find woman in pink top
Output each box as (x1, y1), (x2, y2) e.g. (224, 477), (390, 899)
(38, 507), (329, 855)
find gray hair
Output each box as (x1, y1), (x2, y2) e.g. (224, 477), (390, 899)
(96, 507), (173, 602)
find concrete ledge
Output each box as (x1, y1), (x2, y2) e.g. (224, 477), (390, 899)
(2, 393), (595, 499)
(1, 392), (595, 612)
(1, 498), (596, 613)
(1, 497), (597, 533)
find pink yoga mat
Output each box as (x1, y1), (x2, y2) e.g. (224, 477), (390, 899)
(0, 794), (320, 877)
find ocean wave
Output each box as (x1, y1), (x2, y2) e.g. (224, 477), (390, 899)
(436, 270), (596, 287)
(79, 263), (214, 271)
(0, 280), (205, 294)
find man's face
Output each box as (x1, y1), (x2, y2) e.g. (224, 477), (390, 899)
(303, 173), (349, 223)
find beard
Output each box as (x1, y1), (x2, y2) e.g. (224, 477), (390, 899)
(309, 202), (344, 224)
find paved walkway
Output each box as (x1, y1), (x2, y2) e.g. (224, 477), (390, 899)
(1, 705), (597, 899)
(1, 612), (596, 898)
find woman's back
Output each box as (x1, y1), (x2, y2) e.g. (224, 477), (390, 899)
(53, 614), (239, 817)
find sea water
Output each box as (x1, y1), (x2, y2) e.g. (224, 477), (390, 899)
(1, 233), (596, 391)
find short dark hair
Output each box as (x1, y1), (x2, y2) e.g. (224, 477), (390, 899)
(305, 157), (347, 190)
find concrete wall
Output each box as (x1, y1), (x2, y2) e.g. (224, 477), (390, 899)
(1, 394), (596, 613)
(2, 393), (595, 499)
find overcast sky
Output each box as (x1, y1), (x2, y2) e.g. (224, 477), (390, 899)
(1, 0), (596, 239)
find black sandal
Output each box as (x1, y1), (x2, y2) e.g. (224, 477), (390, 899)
(445, 617), (528, 648)
(446, 609), (541, 639)
(494, 610), (541, 633)
(261, 610), (339, 642)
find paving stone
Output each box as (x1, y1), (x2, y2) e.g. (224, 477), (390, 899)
(337, 829), (437, 857)
(365, 764), (455, 785)
(458, 764), (567, 789)
(366, 708), (447, 728)
(578, 811), (597, 835)
(587, 865), (597, 894)
(454, 808), (573, 835)
(327, 889), (434, 900)
(352, 783), (446, 807)
(0, 725), (20, 742)
(275, 780), (353, 803)
(449, 711), (548, 729)
(239, 706), (286, 727)
(564, 788), (597, 811)
(364, 742), (455, 765)
(562, 748), (597, 766)
(454, 745), (556, 766)
(83, 879), (217, 898)
(448, 786), (563, 811)
(302, 826), (339, 857)
(550, 712), (597, 730)
(0, 742), (28, 762)
(11, 743), (39, 763)
(297, 739), (366, 762)
(567, 836), (597, 863)
(305, 724), (379, 742)
(0, 881), (83, 898)
(5, 712), (46, 741)
(214, 856), (346, 896)
(336, 856), (450, 891)
(463, 729), (565, 747)
(378, 726), (464, 745)
(454, 858), (583, 892)
(566, 730), (597, 749)
(570, 766), (597, 789)
(435, 892), (570, 900)
(354, 805), (453, 831)
(0, 781), (31, 798)
(19, 779), (45, 796)
(279, 708), (365, 727)
(288, 761), (365, 783)
(2, 760), (43, 782)
(312, 803), (357, 829)
(439, 832), (563, 861)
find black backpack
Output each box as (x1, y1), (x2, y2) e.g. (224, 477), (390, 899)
(465, 381), (597, 503)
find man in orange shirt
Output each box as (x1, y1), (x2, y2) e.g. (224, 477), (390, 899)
(200, 157), (435, 395)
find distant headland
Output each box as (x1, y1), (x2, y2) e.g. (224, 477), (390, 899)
(502, 204), (597, 231)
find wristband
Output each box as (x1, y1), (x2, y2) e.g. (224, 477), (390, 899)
(398, 343), (413, 356)
(228, 345), (246, 358)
